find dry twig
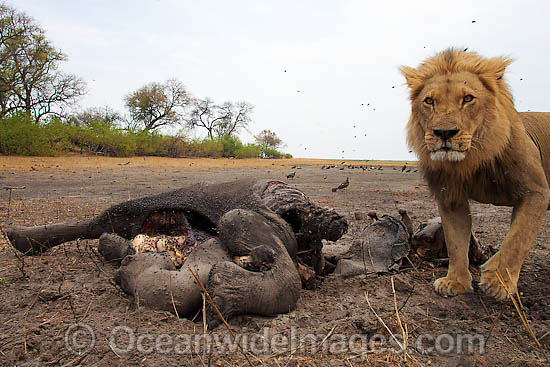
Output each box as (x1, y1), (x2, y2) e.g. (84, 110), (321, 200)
(57, 263), (78, 321)
(4, 186), (26, 220)
(1, 228), (27, 278)
(202, 292), (208, 365)
(391, 277), (408, 362)
(170, 285), (199, 367)
(496, 269), (549, 362)
(188, 268), (255, 367)
(364, 291), (424, 367)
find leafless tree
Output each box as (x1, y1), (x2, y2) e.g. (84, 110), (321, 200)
(213, 101), (253, 137)
(187, 98), (253, 139)
(125, 78), (190, 132)
(72, 106), (123, 126)
(186, 97), (218, 139)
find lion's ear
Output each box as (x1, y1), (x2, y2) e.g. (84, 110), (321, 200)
(486, 56), (514, 80)
(478, 56), (514, 94)
(400, 66), (423, 90)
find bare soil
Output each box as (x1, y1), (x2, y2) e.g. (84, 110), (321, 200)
(0, 156), (548, 366)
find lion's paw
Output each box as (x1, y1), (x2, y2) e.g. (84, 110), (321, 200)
(433, 276), (473, 297)
(479, 255), (518, 301)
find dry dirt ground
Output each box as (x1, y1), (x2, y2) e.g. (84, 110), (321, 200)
(0, 156), (549, 367)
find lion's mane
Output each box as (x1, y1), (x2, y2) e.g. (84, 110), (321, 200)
(402, 49), (527, 204)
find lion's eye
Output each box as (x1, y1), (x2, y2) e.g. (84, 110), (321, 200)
(424, 97), (434, 105)
(463, 94), (475, 103)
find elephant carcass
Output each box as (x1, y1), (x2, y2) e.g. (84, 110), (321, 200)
(7, 179), (347, 326)
(106, 208), (300, 327)
(411, 217), (494, 266)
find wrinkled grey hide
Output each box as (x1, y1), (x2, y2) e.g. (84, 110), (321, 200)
(334, 215), (410, 277)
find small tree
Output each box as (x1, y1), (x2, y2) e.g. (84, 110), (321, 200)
(186, 97), (218, 139)
(0, 3), (86, 120)
(255, 129), (283, 149)
(187, 98), (253, 139)
(125, 78), (190, 132)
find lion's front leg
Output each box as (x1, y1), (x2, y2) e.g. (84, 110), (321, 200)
(434, 199), (473, 296)
(480, 192), (549, 300)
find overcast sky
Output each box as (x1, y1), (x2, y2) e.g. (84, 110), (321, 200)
(14, 0), (550, 160)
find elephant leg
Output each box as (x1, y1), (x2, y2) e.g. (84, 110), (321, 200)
(207, 209), (301, 327)
(98, 233), (133, 264)
(115, 238), (230, 317)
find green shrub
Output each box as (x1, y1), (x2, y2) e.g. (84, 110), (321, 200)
(43, 118), (72, 152)
(261, 145), (283, 158)
(163, 136), (192, 157)
(235, 143), (261, 158)
(0, 114), (287, 159)
(67, 120), (135, 156)
(217, 135), (243, 157)
(131, 130), (164, 156)
(188, 138), (223, 157)
(0, 113), (55, 155)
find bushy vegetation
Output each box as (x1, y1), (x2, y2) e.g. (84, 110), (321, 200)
(0, 114), (291, 159)
(0, 5), (292, 160)
(0, 4), (293, 160)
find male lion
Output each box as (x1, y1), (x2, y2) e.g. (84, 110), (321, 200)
(401, 49), (550, 300)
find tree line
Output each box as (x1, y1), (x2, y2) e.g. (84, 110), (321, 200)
(0, 3), (287, 158)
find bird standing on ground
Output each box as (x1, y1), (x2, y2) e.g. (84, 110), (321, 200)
(338, 177), (349, 190)
(332, 177), (349, 192)
(287, 171), (296, 179)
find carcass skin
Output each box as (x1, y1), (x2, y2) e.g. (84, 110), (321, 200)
(411, 217), (493, 266)
(333, 215), (410, 276)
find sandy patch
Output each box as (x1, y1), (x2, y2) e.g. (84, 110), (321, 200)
(0, 155), (417, 170)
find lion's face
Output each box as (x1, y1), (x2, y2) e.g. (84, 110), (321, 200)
(401, 49), (515, 169)
(412, 72), (491, 162)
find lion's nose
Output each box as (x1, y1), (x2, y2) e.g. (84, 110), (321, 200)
(433, 128), (459, 141)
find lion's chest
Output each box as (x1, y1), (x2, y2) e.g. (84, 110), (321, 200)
(468, 181), (515, 206)
(427, 163), (525, 207)
(467, 166), (524, 206)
